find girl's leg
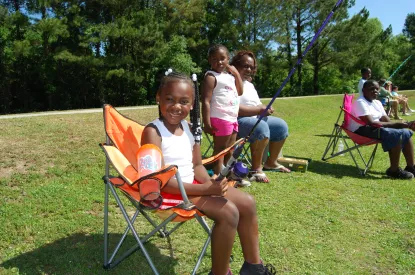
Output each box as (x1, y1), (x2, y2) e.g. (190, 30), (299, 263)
(190, 195), (239, 275)
(213, 134), (233, 175)
(406, 100), (413, 112)
(223, 132), (237, 165)
(392, 100), (401, 119)
(400, 100), (407, 114)
(225, 187), (261, 264)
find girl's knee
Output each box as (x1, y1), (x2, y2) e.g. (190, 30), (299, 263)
(219, 202), (239, 228)
(238, 194), (257, 216)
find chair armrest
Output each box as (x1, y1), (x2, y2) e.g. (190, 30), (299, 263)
(342, 108), (382, 128)
(100, 144), (139, 184)
(100, 144), (177, 188)
(202, 138), (244, 165)
(101, 143), (193, 207)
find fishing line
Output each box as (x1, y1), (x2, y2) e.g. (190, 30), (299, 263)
(382, 55), (412, 86)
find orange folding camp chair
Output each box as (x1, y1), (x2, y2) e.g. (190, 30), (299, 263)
(322, 94), (380, 175)
(99, 104), (240, 274)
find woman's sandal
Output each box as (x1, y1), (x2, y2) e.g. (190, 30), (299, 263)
(263, 164), (291, 173)
(248, 171), (270, 183)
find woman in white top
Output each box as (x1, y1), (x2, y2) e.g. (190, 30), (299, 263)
(230, 51), (290, 183)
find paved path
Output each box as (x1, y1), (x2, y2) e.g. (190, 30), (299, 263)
(0, 106), (156, 119)
(2, 92), (413, 119)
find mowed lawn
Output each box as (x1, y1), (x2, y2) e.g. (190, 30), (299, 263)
(1, 92), (415, 274)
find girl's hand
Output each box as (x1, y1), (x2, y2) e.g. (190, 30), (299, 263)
(204, 178), (228, 197)
(203, 123), (216, 135)
(408, 121), (415, 131)
(226, 64), (238, 76)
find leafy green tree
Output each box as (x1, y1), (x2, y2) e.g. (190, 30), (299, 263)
(403, 13), (415, 43)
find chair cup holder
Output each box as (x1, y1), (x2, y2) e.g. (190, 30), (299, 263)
(139, 178), (163, 209)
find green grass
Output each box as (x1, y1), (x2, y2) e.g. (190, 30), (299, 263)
(1, 92), (415, 274)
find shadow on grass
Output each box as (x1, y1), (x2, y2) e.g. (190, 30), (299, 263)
(308, 160), (385, 179)
(315, 133), (346, 139)
(1, 232), (177, 275)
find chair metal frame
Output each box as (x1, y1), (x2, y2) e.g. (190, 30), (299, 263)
(322, 94), (380, 176)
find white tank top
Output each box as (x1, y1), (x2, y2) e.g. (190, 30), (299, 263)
(206, 70), (239, 122)
(151, 119), (195, 183)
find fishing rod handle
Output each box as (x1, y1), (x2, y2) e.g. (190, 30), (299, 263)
(215, 142), (244, 182)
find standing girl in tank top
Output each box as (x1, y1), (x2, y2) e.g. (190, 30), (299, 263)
(202, 44), (244, 175)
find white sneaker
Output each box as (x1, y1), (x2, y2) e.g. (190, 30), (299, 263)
(235, 179), (252, 187)
(403, 113), (411, 116)
(228, 171), (251, 187)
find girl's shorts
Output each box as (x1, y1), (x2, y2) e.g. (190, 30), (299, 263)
(211, 117), (238, 136)
(160, 179), (202, 209)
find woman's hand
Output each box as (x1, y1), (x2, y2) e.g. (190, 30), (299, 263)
(259, 104), (274, 116)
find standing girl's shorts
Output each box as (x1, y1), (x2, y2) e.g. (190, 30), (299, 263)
(210, 117), (238, 136)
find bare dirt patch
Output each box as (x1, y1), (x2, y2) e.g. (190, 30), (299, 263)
(0, 160), (30, 178)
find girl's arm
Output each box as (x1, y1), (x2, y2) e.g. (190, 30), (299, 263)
(192, 143), (212, 184)
(192, 142), (228, 196)
(161, 142), (227, 196)
(227, 64), (244, 96)
(201, 74), (216, 135)
(141, 125), (162, 147)
(140, 125), (226, 196)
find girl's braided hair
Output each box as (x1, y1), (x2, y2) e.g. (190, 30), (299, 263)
(208, 44), (229, 57)
(157, 69), (202, 143)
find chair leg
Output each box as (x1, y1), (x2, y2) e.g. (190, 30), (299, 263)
(103, 180), (160, 274)
(191, 215), (213, 275)
(241, 143), (252, 166)
(322, 125), (342, 161)
(203, 134), (214, 158)
(103, 180), (109, 268)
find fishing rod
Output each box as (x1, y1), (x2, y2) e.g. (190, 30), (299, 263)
(216, 0), (345, 181)
(382, 55), (412, 86)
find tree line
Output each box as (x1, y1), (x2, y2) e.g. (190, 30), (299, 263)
(1, 0), (414, 114)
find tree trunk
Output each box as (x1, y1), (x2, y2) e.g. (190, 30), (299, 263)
(295, 7), (303, 96)
(312, 41), (319, 95)
(285, 17), (294, 88)
(95, 42), (101, 57)
(13, 0), (19, 11)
